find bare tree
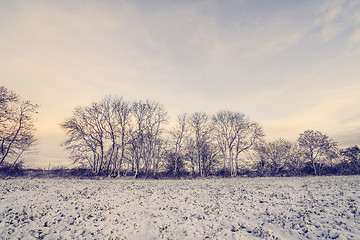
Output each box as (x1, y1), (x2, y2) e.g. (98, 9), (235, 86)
(0, 86), (19, 116)
(250, 141), (270, 177)
(188, 112), (214, 177)
(168, 113), (188, 176)
(297, 130), (338, 176)
(233, 121), (264, 175)
(183, 137), (197, 176)
(266, 139), (295, 175)
(153, 137), (170, 176)
(200, 140), (219, 176)
(102, 96), (132, 176)
(252, 138), (298, 176)
(212, 111), (263, 176)
(61, 102), (106, 175)
(130, 100), (168, 178)
(212, 111), (240, 175)
(0, 86), (38, 167)
(340, 145), (360, 174)
(60, 96), (132, 176)
(284, 143), (304, 175)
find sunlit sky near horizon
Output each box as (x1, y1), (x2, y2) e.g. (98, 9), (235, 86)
(1, 0), (360, 168)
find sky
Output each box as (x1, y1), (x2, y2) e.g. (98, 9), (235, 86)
(1, 0), (360, 168)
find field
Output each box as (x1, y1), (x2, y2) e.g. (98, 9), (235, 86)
(1, 176), (360, 239)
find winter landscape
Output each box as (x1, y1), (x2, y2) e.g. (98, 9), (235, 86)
(1, 176), (360, 239)
(1, 0), (360, 239)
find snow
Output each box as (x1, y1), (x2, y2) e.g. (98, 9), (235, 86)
(1, 176), (360, 239)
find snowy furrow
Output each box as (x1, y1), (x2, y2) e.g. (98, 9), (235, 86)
(1, 176), (359, 239)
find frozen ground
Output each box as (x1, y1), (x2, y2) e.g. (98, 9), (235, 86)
(1, 176), (360, 239)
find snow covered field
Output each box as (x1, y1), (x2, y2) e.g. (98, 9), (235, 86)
(1, 176), (360, 239)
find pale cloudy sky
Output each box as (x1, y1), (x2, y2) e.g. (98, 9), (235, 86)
(1, 0), (360, 168)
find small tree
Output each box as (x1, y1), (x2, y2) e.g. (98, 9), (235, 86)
(188, 112), (214, 177)
(233, 121), (264, 176)
(168, 113), (188, 176)
(183, 137), (197, 176)
(258, 139), (294, 176)
(0, 86), (38, 167)
(297, 130), (338, 176)
(250, 141), (270, 177)
(284, 143), (304, 176)
(340, 145), (360, 174)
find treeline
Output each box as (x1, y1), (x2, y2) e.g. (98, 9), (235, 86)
(59, 96), (263, 177)
(1, 86), (359, 178)
(59, 95), (360, 178)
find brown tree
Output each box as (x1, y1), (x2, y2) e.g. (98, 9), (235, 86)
(0, 86), (38, 167)
(340, 145), (360, 174)
(60, 96), (132, 176)
(168, 113), (188, 176)
(298, 130), (338, 175)
(130, 100), (168, 178)
(213, 111), (264, 176)
(188, 112), (214, 177)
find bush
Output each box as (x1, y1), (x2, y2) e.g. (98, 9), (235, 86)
(0, 161), (25, 177)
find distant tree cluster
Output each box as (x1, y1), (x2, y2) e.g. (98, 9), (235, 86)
(1, 86), (359, 178)
(59, 96), (264, 177)
(0, 86), (38, 170)
(60, 95), (359, 178)
(250, 130), (340, 177)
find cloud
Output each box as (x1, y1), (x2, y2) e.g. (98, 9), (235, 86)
(314, 0), (360, 42)
(321, 24), (342, 41)
(345, 28), (360, 55)
(320, 2), (343, 41)
(350, 28), (360, 42)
